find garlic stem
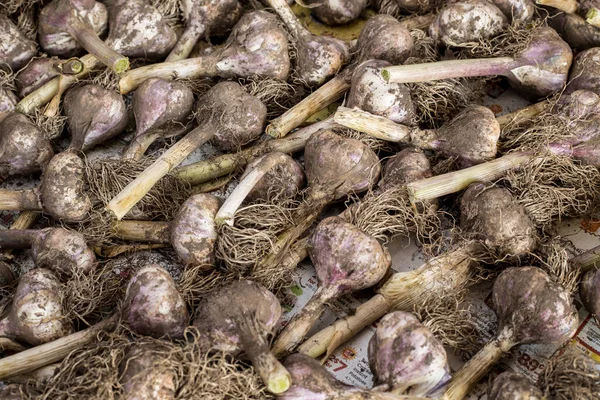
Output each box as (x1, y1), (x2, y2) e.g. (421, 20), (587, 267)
(406, 152), (532, 202)
(444, 329), (515, 400)
(298, 294), (392, 360)
(266, 68), (352, 138)
(68, 19), (129, 73)
(111, 220), (171, 243)
(536, 0), (578, 13)
(165, 24), (207, 62)
(107, 125), (214, 220)
(122, 132), (162, 161)
(0, 229), (39, 249)
(266, 0), (309, 39)
(0, 189), (41, 211)
(571, 244), (600, 274)
(382, 57), (515, 84)
(0, 315), (118, 381)
(273, 286), (336, 357)
(496, 100), (548, 128)
(400, 13), (435, 30)
(175, 117), (336, 185)
(587, 8), (600, 28)
(1, 211), (40, 258)
(334, 107), (413, 143)
(17, 54), (99, 114)
(237, 314), (291, 394)
(215, 152), (290, 226)
(299, 245), (478, 359)
(119, 55), (220, 94)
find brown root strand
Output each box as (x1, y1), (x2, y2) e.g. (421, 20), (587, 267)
(407, 30), (478, 128)
(28, 327), (269, 400)
(148, 0), (181, 27)
(61, 260), (127, 326)
(242, 77), (305, 119)
(416, 292), (481, 357)
(85, 68), (121, 92)
(29, 109), (67, 141)
(499, 94), (577, 153)
(84, 156), (192, 221)
(538, 346), (600, 400)
(341, 186), (442, 247)
(215, 195), (300, 276)
(534, 239), (580, 296)
(502, 155), (600, 227)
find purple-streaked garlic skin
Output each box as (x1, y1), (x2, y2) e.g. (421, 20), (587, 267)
(119, 343), (176, 400)
(38, 0), (108, 59)
(182, 0), (243, 36)
(430, 0), (508, 46)
(178, 0), (243, 56)
(63, 84), (128, 151)
(245, 153), (306, 202)
(508, 27), (573, 99)
(548, 12), (600, 51)
(355, 15), (414, 66)
(0, 88), (17, 122)
(0, 268), (73, 346)
(393, 0), (438, 13)
(580, 269), (600, 321)
(568, 135), (600, 167)
(296, 34), (349, 87)
(491, 0), (536, 24)
(555, 90), (600, 144)
(0, 261), (15, 286)
(567, 47), (600, 94)
(461, 183), (537, 257)
(0, 15), (37, 71)
(412, 105), (500, 166)
(0, 113), (54, 179)
(303, 0), (368, 26)
(132, 78), (194, 141)
(348, 60), (415, 125)
(281, 353), (366, 399)
(492, 266), (578, 345)
(31, 227), (96, 277)
(193, 280), (282, 354)
(488, 372), (544, 400)
(304, 130), (381, 199)
(123, 265), (189, 339)
(105, 0), (177, 60)
(15, 58), (62, 98)
(39, 151), (92, 222)
(309, 216), (390, 296)
(368, 311), (451, 396)
(213, 11), (290, 81)
(379, 148), (432, 191)
(170, 193), (221, 267)
(197, 81), (267, 151)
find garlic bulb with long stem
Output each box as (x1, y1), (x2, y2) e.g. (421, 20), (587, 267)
(193, 280), (291, 394)
(383, 27), (572, 99)
(443, 267), (578, 400)
(118, 11), (290, 94)
(272, 216), (390, 357)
